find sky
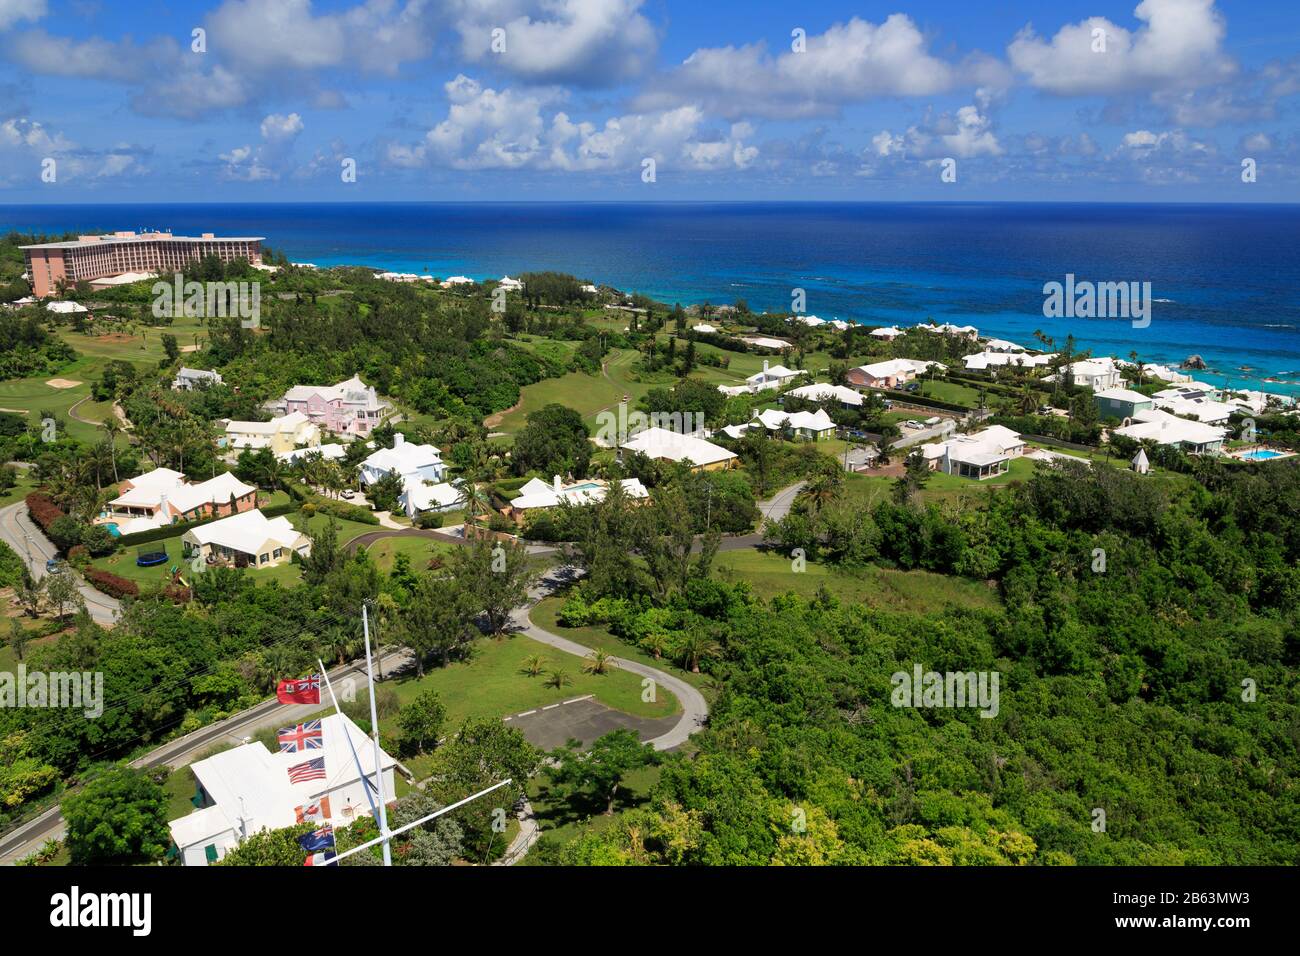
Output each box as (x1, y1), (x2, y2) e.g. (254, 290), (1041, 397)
(0, 0), (1298, 202)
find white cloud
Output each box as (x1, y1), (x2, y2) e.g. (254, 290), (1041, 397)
(1008, 0), (1235, 95)
(0, 0), (45, 31)
(872, 104), (1002, 161)
(451, 0), (658, 86)
(206, 0), (437, 75)
(636, 15), (959, 119)
(391, 74), (758, 173)
(261, 113), (305, 143)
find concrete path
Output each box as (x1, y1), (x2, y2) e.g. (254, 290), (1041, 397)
(0, 501), (120, 626)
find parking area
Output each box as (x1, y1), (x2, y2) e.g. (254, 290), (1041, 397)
(503, 696), (680, 750)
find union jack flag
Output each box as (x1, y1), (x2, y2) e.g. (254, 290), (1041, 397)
(278, 720), (324, 753)
(287, 756), (326, 784)
(277, 675), (322, 705)
(295, 797), (332, 823)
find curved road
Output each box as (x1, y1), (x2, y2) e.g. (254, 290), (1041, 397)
(496, 564), (711, 864)
(0, 501), (120, 626)
(0, 648), (411, 864)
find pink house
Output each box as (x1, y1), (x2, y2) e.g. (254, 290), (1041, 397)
(280, 375), (389, 438)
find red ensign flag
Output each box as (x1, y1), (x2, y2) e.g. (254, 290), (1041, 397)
(276, 675), (322, 705)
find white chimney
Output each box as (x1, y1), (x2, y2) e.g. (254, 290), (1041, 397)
(553, 475), (562, 493)
(763, 359), (769, 376)
(393, 433), (404, 448)
(159, 492), (169, 520)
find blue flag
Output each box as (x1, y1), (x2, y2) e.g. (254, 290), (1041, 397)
(299, 825), (335, 853)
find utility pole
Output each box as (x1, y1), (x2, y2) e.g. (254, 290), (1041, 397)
(362, 604), (392, 867)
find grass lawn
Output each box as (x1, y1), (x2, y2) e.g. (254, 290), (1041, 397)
(376, 633), (680, 779)
(361, 534), (455, 573)
(920, 379), (980, 406)
(713, 547), (1001, 613)
(0, 467), (39, 507)
(490, 348), (652, 439)
(530, 596), (711, 691)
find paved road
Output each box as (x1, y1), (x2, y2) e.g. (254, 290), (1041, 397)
(494, 564), (711, 865)
(0, 648), (411, 865)
(0, 501), (120, 626)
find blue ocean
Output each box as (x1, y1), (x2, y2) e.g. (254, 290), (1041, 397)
(3, 202), (1298, 396)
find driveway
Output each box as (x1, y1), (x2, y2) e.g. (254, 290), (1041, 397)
(0, 501), (120, 627)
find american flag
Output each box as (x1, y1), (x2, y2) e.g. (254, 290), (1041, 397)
(278, 719), (324, 753)
(287, 756), (327, 784)
(295, 797), (331, 823)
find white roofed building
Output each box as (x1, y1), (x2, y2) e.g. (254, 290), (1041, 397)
(168, 713), (399, 866)
(1113, 409), (1227, 454)
(225, 412), (319, 454)
(963, 351), (1055, 371)
(182, 509), (310, 568)
(846, 358), (944, 389)
(106, 468), (257, 530)
(506, 476), (648, 523)
(785, 382), (864, 408)
(751, 407), (836, 441)
(619, 426), (737, 471)
(172, 367), (224, 391)
(920, 426), (1025, 480)
(869, 326), (903, 341)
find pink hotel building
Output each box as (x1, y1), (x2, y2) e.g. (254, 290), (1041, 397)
(21, 231), (264, 298)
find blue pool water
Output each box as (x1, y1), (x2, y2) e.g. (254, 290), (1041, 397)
(104, 523), (121, 536)
(1240, 449), (1287, 461)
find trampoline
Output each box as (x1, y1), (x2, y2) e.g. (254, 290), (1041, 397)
(136, 547), (169, 567)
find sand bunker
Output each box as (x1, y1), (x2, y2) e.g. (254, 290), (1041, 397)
(45, 379), (82, 389)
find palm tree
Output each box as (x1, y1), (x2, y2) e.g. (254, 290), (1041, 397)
(461, 480), (492, 531)
(581, 649), (612, 675)
(640, 632), (670, 660)
(675, 630), (722, 674)
(545, 668), (573, 690)
(520, 654), (548, 677)
(800, 469), (843, 516)
(102, 416), (122, 484)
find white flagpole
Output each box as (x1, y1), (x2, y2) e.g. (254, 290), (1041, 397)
(317, 658), (381, 823)
(362, 604), (393, 867)
(331, 778), (512, 864)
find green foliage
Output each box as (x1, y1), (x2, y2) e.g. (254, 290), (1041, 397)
(512, 403), (591, 477)
(61, 766), (170, 865)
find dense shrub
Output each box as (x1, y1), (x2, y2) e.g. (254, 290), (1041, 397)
(83, 569), (139, 598)
(415, 510), (445, 529)
(24, 492), (64, 532)
(306, 497), (379, 525)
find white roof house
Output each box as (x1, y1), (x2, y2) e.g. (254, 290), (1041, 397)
(183, 509), (310, 567)
(46, 300), (88, 314)
(1052, 359), (1123, 391)
(225, 412), (319, 452)
(401, 480), (464, 517)
(440, 275), (475, 287)
(847, 358), (945, 388)
(168, 713), (398, 867)
(172, 367), (224, 390)
(619, 427), (737, 470)
(963, 351), (1055, 371)
(508, 476), (648, 514)
(278, 443), (347, 464)
(870, 326), (903, 340)
(921, 426), (1025, 480)
(983, 338), (1025, 352)
(692, 323), (718, 334)
(747, 361), (803, 388)
(741, 336), (792, 352)
(792, 315), (826, 327)
(108, 468), (257, 526)
(497, 276), (524, 291)
(1113, 409), (1227, 453)
(751, 407), (836, 440)
(785, 383), (864, 407)
(1152, 395), (1237, 424)
(358, 433), (445, 487)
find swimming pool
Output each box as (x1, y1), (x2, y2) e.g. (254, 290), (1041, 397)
(1239, 449), (1289, 461)
(104, 522), (121, 536)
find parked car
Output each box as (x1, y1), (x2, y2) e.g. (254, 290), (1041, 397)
(45, 559), (65, 574)
(903, 383), (919, 392)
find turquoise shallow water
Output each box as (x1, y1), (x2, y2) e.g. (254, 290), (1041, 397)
(4, 201), (1298, 396)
